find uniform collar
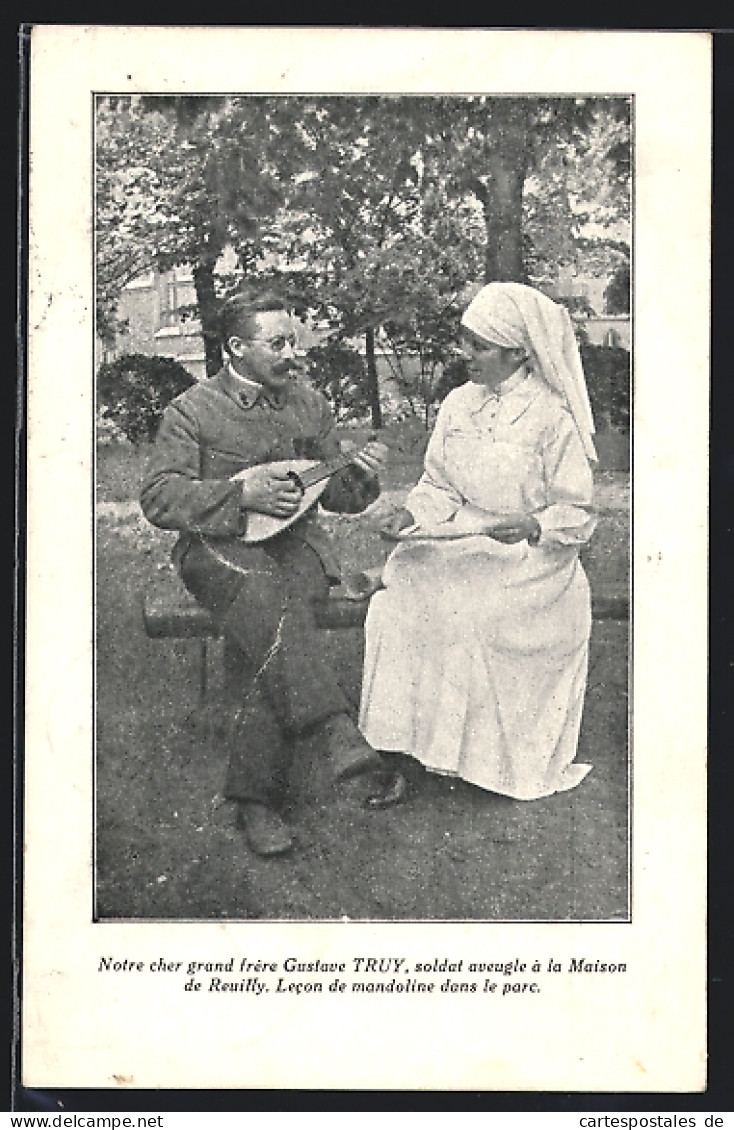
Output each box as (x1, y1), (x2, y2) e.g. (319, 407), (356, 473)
(222, 362), (287, 410)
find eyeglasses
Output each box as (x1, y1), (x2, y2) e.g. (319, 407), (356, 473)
(252, 333), (298, 354)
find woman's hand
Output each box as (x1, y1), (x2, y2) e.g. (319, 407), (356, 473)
(485, 514), (541, 544)
(349, 439), (389, 478)
(380, 507), (416, 540)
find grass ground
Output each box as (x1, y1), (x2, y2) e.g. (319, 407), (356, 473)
(96, 426), (629, 921)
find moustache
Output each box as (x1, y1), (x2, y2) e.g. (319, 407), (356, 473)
(273, 360), (304, 375)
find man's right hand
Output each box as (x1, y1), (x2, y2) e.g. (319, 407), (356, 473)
(380, 507), (416, 539)
(239, 466), (303, 517)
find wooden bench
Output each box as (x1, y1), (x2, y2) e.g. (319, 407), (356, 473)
(143, 564), (629, 702)
(142, 565), (381, 702)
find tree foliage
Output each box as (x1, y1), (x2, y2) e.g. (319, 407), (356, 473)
(256, 97), (486, 426)
(603, 261), (631, 314)
(96, 94), (631, 429)
(523, 101), (631, 301)
(96, 95), (288, 367)
(303, 340), (371, 423)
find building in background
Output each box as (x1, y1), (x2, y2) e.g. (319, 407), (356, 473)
(553, 266), (631, 349)
(100, 265), (631, 382)
(98, 266), (207, 380)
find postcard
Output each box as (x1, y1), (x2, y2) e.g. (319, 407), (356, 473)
(24, 26), (709, 1091)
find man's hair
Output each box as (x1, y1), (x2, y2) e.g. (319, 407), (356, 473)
(219, 291), (289, 351)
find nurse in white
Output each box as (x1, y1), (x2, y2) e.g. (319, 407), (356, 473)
(359, 282), (598, 801)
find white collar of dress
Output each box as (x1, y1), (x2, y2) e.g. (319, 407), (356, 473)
(468, 369), (548, 426)
(470, 366), (530, 408)
(497, 366), (529, 396)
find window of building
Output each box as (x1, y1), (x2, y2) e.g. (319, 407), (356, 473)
(158, 269), (197, 329)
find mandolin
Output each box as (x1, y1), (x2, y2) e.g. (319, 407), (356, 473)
(230, 443), (375, 544)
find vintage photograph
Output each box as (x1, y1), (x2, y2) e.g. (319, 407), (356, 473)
(94, 92), (631, 923)
(25, 27), (709, 1093)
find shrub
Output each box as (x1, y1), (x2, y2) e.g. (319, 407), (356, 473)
(304, 340), (372, 423)
(579, 342), (630, 430)
(96, 353), (195, 445)
(604, 263), (631, 315)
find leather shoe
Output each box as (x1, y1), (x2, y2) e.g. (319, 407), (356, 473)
(364, 770), (409, 810)
(321, 713), (385, 781)
(236, 802), (294, 857)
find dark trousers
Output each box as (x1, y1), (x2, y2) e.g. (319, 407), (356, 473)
(180, 534), (351, 807)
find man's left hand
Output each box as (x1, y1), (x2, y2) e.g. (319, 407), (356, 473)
(349, 439), (389, 479)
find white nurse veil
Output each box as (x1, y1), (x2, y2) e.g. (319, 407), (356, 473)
(461, 282), (598, 463)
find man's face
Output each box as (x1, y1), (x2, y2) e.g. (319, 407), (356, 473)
(227, 309), (299, 392)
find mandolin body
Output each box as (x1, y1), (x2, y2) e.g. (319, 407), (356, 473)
(230, 458), (334, 544)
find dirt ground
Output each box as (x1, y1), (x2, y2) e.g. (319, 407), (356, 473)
(95, 435), (629, 922)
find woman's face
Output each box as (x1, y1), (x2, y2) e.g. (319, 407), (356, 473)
(458, 328), (526, 390)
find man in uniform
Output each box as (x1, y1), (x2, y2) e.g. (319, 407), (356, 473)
(141, 292), (405, 857)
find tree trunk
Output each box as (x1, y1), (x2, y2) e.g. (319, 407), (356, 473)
(364, 327), (383, 430)
(481, 161), (526, 283)
(474, 100), (530, 283)
(193, 259), (222, 376)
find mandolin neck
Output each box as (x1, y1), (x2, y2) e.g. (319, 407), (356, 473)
(297, 447), (366, 490)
